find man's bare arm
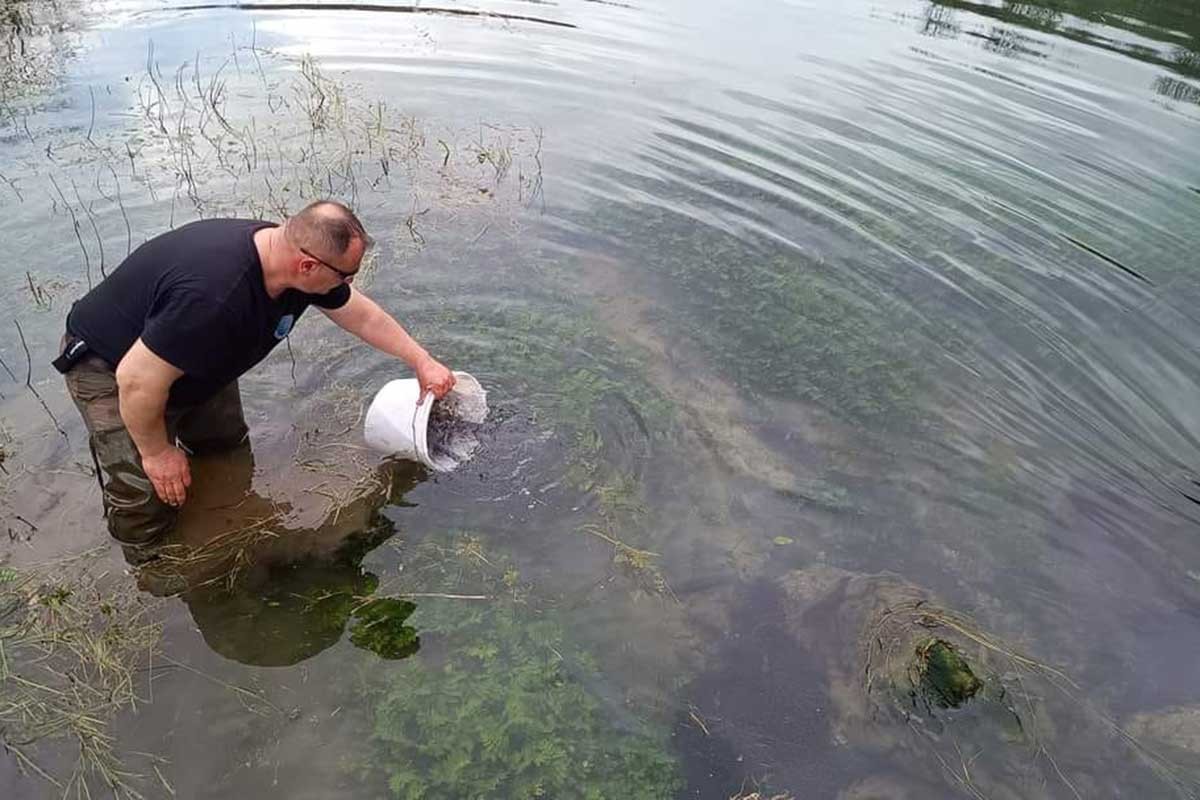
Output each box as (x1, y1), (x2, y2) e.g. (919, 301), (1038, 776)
(321, 287), (455, 399)
(115, 339), (191, 506)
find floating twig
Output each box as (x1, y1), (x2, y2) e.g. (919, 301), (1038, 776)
(96, 164), (133, 257)
(285, 335), (297, 386)
(25, 271), (50, 309)
(13, 319), (67, 439)
(156, 654), (282, 714)
(47, 175), (92, 289)
(86, 85), (97, 146)
(0, 170), (22, 202)
(71, 177), (106, 278)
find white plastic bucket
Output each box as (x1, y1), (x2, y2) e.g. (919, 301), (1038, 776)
(363, 371), (487, 472)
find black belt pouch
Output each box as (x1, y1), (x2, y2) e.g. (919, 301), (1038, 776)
(52, 335), (90, 374)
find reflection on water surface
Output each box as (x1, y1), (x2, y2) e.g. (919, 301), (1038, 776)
(1, 0), (1198, 796)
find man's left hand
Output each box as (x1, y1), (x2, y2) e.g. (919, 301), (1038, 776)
(416, 356), (455, 402)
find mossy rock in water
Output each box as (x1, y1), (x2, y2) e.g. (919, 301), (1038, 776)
(778, 568), (1190, 797)
(912, 638), (982, 709)
(349, 598), (420, 660)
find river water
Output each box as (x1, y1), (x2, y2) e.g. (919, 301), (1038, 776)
(1, 0), (1198, 797)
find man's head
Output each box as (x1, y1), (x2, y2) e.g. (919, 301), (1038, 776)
(283, 200), (372, 292)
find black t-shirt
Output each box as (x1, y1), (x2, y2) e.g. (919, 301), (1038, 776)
(66, 218), (351, 406)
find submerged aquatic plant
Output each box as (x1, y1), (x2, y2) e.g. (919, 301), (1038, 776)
(0, 556), (163, 798)
(564, 202), (925, 426)
(578, 472), (674, 600)
(355, 536), (682, 800)
(349, 598), (419, 660)
(365, 604), (681, 800)
(434, 302), (672, 440)
(0, 0), (81, 104)
(418, 300), (679, 597)
(912, 637), (983, 709)
(858, 590), (1200, 799)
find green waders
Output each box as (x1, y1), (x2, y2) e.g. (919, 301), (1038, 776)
(61, 343), (248, 558)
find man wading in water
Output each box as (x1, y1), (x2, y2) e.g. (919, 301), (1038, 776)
(53, 200), (455, 561)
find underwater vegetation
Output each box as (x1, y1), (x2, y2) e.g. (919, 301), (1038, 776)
(349, 598), (419, 661)
(768, 566), (1200, 799)
(169, 510), (414, 666)
(0, 559), (162, 797)
(365, 603), (681, 800)
(418, 299), (678, 592)
(861, 586), (1199, 797)
(183, 558), (380, 667)
(911, 637), (983, 710)
(676, 249), (920, 423)
(354, 536), (682, 800)
(427, 299), (673, 441)
(0, 0), (80, 104)
(559, 202), (925, 426)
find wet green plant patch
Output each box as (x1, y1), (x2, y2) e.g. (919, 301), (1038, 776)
(349, 597), (419, 660)
(352, 536), (683, 800)
(405, 294), (683, 601)
(576, 470), (674, 599)
(851, 586), (1200, 798)
(365, 604), (681, 800)
(568, 203), (924, 426)
(176, 519), (401, 667)
(426, 301), (674, 440)
(911, 637), (983, 709)
(667, 251), (920, 424)
(0, 558), (163, 797)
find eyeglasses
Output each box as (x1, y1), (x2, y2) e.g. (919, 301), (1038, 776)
(298, 245), (358, 283)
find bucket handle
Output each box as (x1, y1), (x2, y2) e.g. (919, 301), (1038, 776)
(412, 391), (432, 461)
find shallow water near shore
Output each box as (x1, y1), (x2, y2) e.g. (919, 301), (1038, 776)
(1, 0), (1199, 797)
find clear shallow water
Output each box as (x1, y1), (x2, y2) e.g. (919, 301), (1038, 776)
(1, 0), (1199, 797)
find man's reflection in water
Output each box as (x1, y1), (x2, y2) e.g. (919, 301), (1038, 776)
(133, 440), (423, 666)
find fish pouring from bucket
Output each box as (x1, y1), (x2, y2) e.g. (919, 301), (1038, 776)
(363, 371), (489, 471)
(426, 397), (486, 467)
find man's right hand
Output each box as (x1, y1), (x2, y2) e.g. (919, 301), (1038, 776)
(142, 445), (192, 507)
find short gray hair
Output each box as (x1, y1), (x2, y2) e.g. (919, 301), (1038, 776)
(286, 200), (373, 256)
